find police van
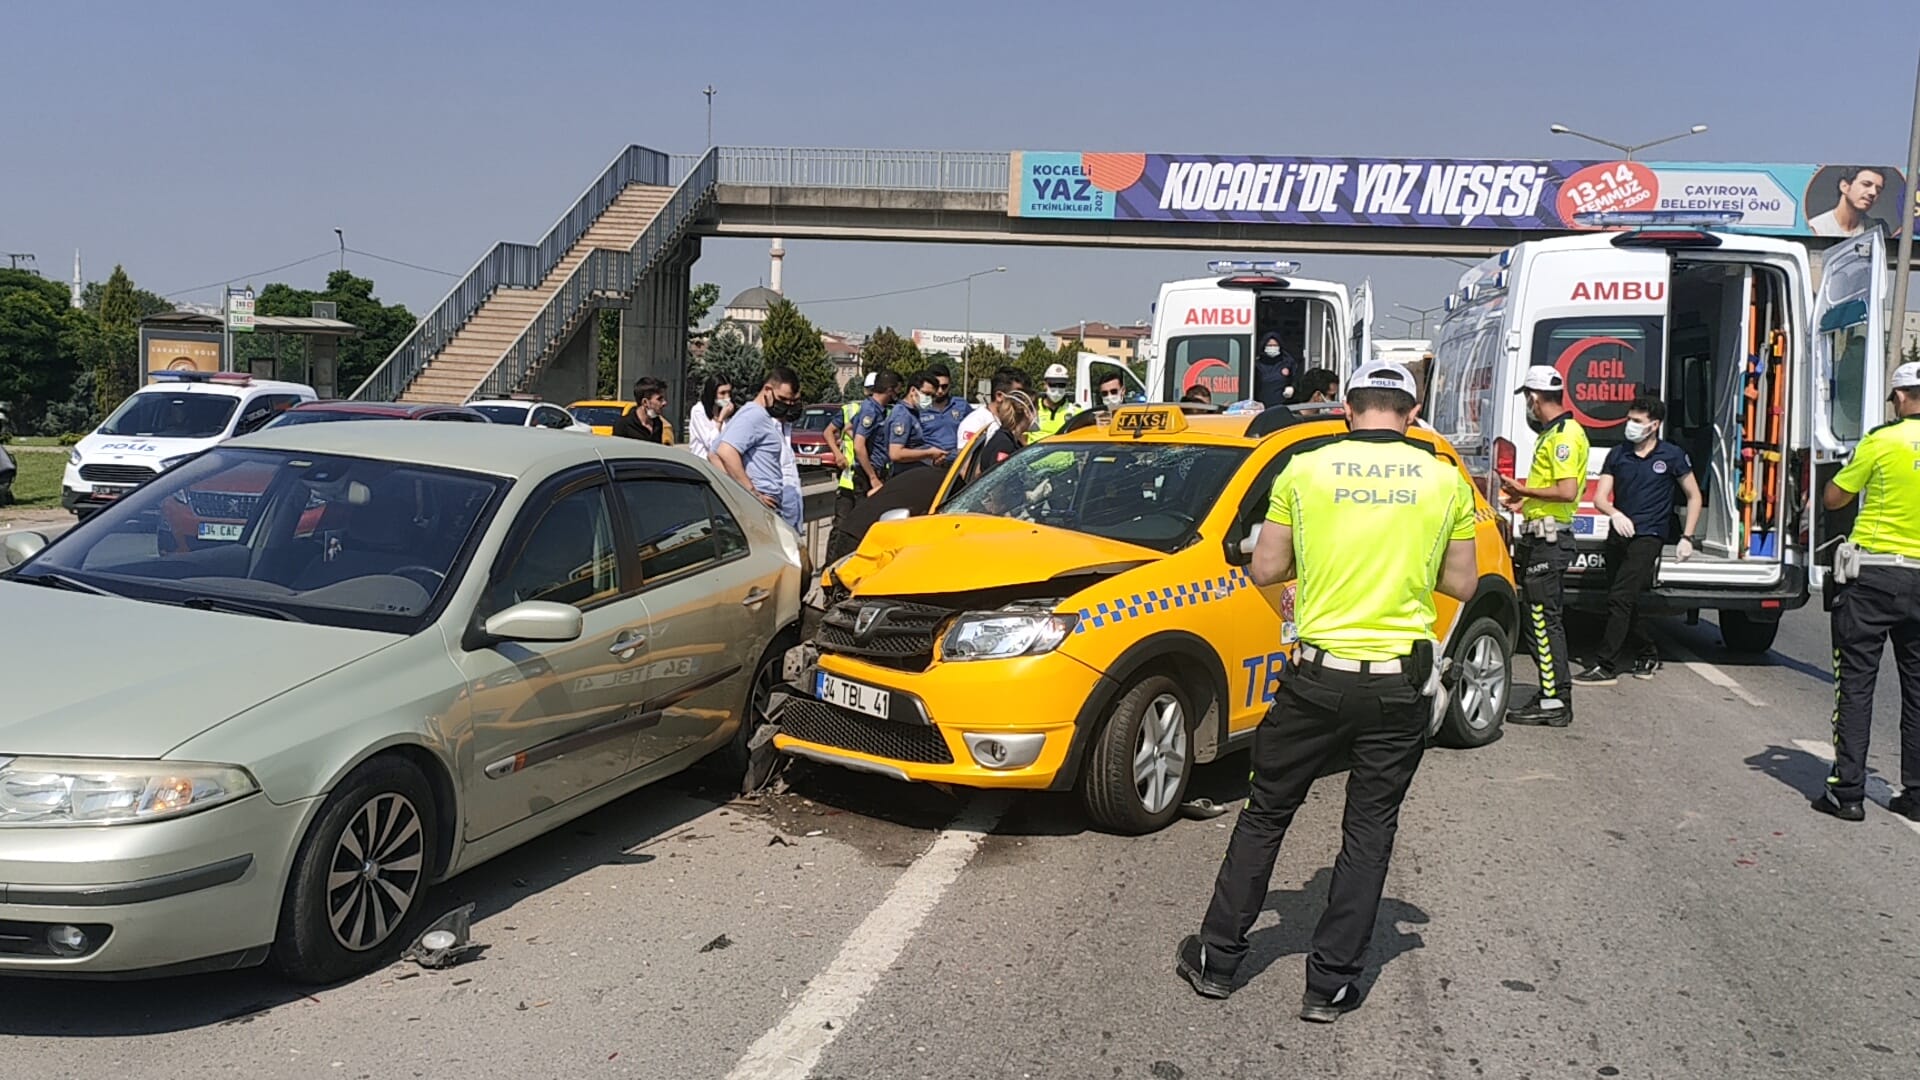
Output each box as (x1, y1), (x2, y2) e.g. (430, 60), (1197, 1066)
(1079, 261), (1361, 408)
(62, 371), (317, 516)
(1424, 212), (1890, 653)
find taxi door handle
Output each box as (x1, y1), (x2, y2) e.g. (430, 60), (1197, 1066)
(608, 630), (648, 659)
(741, 587), (770, 607)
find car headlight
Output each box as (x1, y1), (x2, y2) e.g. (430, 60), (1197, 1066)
(67, 449), (81, 466)
(941, 611), (1079, 661)
(0, 757), (258, 826)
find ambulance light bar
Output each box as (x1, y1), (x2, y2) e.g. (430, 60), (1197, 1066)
(1207, 260), (1302, 275)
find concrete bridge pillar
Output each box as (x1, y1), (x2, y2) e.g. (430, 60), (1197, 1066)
(618, 236), (700, 406)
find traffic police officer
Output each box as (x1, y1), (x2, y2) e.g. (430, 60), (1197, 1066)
(824, 372), (874, 563)
(1814, 361), (1920, 823)
(1501, 367), (1589, 727)
(1033, 363), (1085, 440)
(1178, 361), (1480, 1023)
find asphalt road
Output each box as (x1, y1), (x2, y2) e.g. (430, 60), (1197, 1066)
(7, 602), (1920, 1080)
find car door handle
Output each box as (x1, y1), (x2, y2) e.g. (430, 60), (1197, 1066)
(741, 587), (771, 607)
(609, 630), (648, 658)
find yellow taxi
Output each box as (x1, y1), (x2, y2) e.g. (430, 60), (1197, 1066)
(566, 399), (675, 442)
(770, 403), (1518, 833)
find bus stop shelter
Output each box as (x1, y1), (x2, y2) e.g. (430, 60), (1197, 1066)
(139, 306), (361, 399)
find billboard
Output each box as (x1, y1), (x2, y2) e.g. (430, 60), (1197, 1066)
(1010, 152), (1918, 238)
(144, 336), (222, 377)
(912, 329), (1010, 356)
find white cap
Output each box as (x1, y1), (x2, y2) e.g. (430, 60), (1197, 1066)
(1347, 361), (1417, 393)
(864, 371), (877, 388)
(1043, 363), (1070, 383)
(1515, 367), (1565, 394)
(1892, 361), (1920, 393)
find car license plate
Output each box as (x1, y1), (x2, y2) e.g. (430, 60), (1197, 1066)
(91, 484), (132, 499)
(197, 522), (245, 542)
(798, 454), (819, 466)
(815, 671), (890, 719)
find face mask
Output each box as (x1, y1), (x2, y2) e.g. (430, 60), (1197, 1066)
(715, 394), (730, 408)
(1045, 386), (1068, 404)
(1102, 392), (1124, 408)
(643, 406), (660, 420)
(1624, 419), (1653, 443)
(1264, 345), (1282, 358)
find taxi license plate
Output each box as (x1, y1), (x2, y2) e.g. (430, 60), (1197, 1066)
(91, 484), (132, 499)
(815, 671), (890, 719)
(197, 522), (245, 542)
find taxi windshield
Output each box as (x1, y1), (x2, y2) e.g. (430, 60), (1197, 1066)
(942, 441), (1248, 552)
(568, 405), (627, 428)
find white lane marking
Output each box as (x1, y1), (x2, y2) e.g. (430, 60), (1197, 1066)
(727, 794), (1010, 1080)
(1665, 644), (1767, 707)
(1792, 738), (1920, 838)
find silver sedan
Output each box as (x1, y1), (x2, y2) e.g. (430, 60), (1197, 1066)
(0, 422), (802, 981)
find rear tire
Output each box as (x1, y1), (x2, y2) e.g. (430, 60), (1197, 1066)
(1079, 674), (1193, 835)
(1439, 617), (1510, 749)
(1718, 611), (1779, 655)
(273, 756), (438, 985)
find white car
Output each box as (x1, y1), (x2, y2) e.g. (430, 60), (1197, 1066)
(466, 398), (592, 434)
(63, 372), (317, 517)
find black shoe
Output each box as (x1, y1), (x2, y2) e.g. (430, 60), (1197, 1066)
(1508, 700), (1572, 727)
(1888, 790), (1920, 822)
(1175, 934), (1236, 1000)
(1631, 656), (1662, 680)
(1299, 984), (1361, 1023)
(1573, 665), (1618, 686)
(1810, 791), (1865, 822)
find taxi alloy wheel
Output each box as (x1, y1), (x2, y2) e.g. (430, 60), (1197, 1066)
(1081, 674), (1194, 835)
(1440, 616), (1510, 749)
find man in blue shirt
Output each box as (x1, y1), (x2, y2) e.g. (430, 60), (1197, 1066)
(1577, 395), (1703, 685)
(713, 366), (807, 531)
(887, 371), (949, 476)
(915, 363), (974, 456)
(852, 370), (900, 494)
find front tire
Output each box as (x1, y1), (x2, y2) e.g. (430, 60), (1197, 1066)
(1439, 617), (1511, 749)
(710, 629), (798, 788)
(273, 756), (437, 984)
(1079, 674), (1193, 835)
(1718, 611), (1779, 655)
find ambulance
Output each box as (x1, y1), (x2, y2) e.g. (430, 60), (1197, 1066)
(1423, 211), (1890, 654)
(1079, 261), (1361, 408)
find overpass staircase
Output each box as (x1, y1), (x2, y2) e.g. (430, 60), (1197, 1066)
(353, 145), (718, 404)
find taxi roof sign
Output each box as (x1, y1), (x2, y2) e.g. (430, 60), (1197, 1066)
(1109, 405), (1188, 437)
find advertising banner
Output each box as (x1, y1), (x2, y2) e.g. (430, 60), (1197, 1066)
(144, 336), (222, 377)
(1010, 152), (1917, 238)
(912, 329), (1010, 356)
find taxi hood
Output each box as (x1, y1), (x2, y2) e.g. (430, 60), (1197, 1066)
(831, 514), (1158, 598)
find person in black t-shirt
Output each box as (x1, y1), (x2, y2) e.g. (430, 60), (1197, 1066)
(612, 377), (671, 443)
(1579, 395), (1703, 684)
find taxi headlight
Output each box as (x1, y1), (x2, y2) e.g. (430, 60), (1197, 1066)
(0, 757), (258, 826)
(941, 612), (1079, 661)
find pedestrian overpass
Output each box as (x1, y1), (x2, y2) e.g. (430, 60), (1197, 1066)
(348, 144), (1864, 405)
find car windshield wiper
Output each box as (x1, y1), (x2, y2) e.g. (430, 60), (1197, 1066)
(10, 571), (117, 597)
(177, 594), (305, 623)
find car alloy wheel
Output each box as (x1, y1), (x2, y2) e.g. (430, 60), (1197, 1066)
(1455, 633), (1507, 734)
(1133, 692), (1188, 816)
(326, 792), (426, 952)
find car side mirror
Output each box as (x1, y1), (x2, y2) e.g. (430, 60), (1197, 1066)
(1224, 521), (1261, 567)
(480, 600), (583, 644)
(877, 507), (912, 522)
(2, 531), (48, 569)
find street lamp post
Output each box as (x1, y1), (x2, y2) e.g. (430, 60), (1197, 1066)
(1549, 122), (1708, 161)
(963, 266), (1006, 396)
(1384, 315), (1420, 336)
(1396, 303), (1444, 337)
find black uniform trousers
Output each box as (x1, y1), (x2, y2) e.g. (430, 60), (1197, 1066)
(1200, 655), (1426, 995)
(1828, 564), (1920, 802)
(1516, 533), (1575, 703)
(1597, 535), (1663, 672)
(824, 470), (875, 564)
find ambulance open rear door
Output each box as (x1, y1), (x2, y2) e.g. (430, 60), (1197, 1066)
(1807, 228), (1889, 588)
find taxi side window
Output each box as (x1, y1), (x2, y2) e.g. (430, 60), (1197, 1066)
(1237, 447), (1301, 533)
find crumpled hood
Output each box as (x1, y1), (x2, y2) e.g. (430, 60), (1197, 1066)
(0, 583), (400, 758)
(832, 514), (1158, 597)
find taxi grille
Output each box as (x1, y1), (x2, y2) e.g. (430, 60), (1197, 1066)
(78, 464), (157, 485)
(779, 697), (954, 765)
(816, 599), (949, 672)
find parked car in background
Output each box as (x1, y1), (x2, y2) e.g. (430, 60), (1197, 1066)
(467, 396), (591, 434)
(566, 400), (632, 437)
(264, 401), (493, 428)
(791, 405), (840, 471)
(62, 372), (316, 518)
(0, 423), (803, 982)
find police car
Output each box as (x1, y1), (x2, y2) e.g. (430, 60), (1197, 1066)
(62, 372), (316, 517)
(771, 403), (1518, 834)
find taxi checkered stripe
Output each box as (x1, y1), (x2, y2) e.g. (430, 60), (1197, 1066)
(1074, 569), (1254, 634)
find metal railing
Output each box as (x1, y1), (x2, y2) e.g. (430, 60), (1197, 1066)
(670, 147), (1009, 192)
(353, 145), (672, 401)
(477, 148), (720, 400)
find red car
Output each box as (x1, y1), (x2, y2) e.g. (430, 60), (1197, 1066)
(791, 404), (841, 471)
(264, 401), (493, 427)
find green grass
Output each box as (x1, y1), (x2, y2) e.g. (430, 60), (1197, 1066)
(9, 452), (64, 508)
(8, 435), (64, 447)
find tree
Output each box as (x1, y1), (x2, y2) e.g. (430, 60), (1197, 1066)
(957, 340), (1010, 396)
(81, 278), (171, 323)
(688, 282), (720, 328)
(0, 269), (84, 433)
(692, 332), (762, 392)
(859, 326), (922, 381)
(596, 281), (723, 398)
(760, 298), (836, 402)
(1014, 336), (1057, 386)
(89, 266), (141, 416)
(259, 271), (416, 395)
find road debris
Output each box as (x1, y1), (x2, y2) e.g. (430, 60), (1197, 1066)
(699, 933), (734, 953)
(400, 904), (483, 970)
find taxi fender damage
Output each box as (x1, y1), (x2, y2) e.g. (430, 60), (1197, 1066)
(1052, 630), (1235, 788)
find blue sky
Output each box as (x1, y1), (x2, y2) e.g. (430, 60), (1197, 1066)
(5, 0), (1917, 343)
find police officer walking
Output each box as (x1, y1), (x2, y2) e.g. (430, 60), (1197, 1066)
(1500, 368), (1590, 727)
(1814, 361), (1920, 823)
(1177, 361), (1480, 1022)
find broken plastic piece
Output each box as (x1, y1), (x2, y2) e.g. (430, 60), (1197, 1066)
(401, 903), (483, 970)
(1180, 798), (1231, 820)
(699, 933), (733, 953)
